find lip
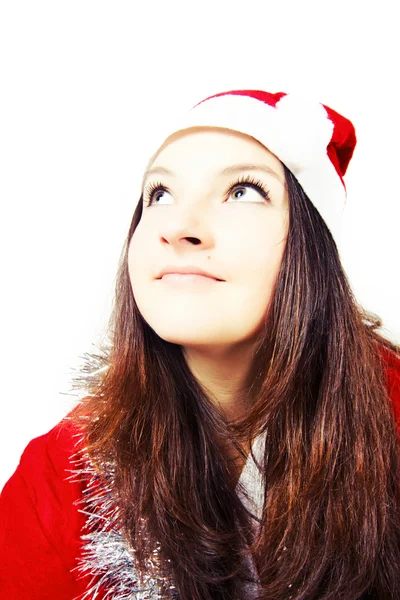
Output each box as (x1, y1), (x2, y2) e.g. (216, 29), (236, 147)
(156, 265), (224, 281)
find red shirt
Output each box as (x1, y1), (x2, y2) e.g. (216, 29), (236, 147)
(1, 346), (400, 599)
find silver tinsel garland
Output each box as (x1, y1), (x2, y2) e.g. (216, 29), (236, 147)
(64, 431), (267, 600)
(66, 437), (178, 600)
(64, 343), (178, 599)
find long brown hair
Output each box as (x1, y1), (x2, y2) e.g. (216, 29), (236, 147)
(69, 163), (400, 599)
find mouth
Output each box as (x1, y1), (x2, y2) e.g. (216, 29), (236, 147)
(158, 273), (222, 280)
(157, 273), (223, 285)
(156, 264), (225, 282)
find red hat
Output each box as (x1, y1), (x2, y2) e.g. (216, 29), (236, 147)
(139, 89), (357, 244)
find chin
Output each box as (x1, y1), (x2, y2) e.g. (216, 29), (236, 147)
(150, 327), (244, 350)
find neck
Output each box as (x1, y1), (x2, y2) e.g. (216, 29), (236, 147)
(183, 341), (258, 422)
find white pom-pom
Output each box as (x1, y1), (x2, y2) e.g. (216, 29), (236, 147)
(272, 93), (334, 173)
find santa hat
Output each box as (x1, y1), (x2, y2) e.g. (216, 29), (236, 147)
(137, 89), (357, 244)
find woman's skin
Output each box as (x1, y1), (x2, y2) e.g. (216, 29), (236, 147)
(128, 126), (289, 480)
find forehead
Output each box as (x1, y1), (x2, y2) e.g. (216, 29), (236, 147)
(145, 126), (285, 184)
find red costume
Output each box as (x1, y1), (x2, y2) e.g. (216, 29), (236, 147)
(1, 345), (400, 600)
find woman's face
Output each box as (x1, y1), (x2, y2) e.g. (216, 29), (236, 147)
(128, 127), (289, 350)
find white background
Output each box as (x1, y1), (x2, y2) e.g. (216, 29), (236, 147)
(1, 0), (399, 490)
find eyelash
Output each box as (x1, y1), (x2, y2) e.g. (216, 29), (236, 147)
(143, 174), (272, 206)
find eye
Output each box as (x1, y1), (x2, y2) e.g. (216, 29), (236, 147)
(227, 185), (262, 203)
(225, 175), (271, 203)
(143, 181), (173, 206)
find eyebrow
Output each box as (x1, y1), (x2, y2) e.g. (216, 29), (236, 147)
(142, 163), (284, 189)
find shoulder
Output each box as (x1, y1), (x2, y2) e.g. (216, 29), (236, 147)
(378, 344), (400, 432)
(5, 407), (87, 540)
(21, 410), (83, 476)
(7, 409), (86, 517)
(0, 408), (90, 599)
(16, 410), (82, 471)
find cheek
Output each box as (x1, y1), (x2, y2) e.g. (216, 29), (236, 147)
(127, 222), (154, 281)
(242, 242), (286, 333)
(127, 234), (138, 278)
(127, 232), (147, 295)
(232, 223), (287, 315)
(228, 216), (287, 278)
(244, 245), (284, 300)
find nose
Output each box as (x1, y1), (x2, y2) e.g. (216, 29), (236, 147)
(158, 205), (214, 250)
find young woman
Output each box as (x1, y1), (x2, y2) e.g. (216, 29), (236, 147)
(1, 89), (400, 600)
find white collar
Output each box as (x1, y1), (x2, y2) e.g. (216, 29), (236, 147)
(235, 430), (267, 523)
